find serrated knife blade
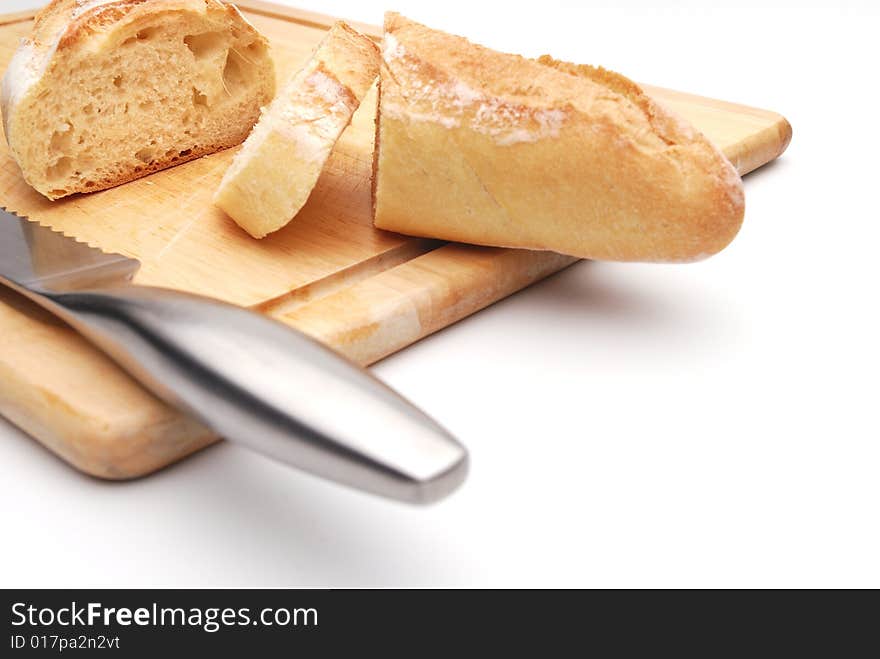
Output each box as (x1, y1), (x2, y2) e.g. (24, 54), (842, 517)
(0, 208), (468, 504)
(0, 208), (138, 290)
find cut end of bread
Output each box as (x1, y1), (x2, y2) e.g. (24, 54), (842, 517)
(214, 21), (379, 239)
(374, 12), (745, 263)
(1, 0), (276, 200)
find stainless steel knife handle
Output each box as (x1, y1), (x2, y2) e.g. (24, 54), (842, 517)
(22, 283), (468, 504)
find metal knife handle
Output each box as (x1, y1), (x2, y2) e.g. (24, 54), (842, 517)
(23, 284), (468, 504)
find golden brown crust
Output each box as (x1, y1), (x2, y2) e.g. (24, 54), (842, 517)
(319, 20), (380, 98)
(374, 12), (745, 262)
(31, 1), (249, 52)
(535, 55), (689, 147)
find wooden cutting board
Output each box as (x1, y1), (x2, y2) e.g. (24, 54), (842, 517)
(0, 1), (792, 479)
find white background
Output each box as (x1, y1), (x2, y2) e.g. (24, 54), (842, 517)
(1, 0), (878, 587)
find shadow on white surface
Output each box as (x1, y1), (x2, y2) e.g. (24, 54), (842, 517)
(0, 257), (742, 587)
(0, 416), (476, 586)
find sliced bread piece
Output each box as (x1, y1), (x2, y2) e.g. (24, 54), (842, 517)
(373, 12), (745, 262)
(1, 0), (276, 200)
(213, 21), (379, 239)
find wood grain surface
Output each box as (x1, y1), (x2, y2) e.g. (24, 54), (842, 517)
(0, 2), (792, 479)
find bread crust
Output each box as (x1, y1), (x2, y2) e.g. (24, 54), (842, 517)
(374, 12), (745, 262)
(1, 0), (275, 199)
(313, 21), (379, 103)
(214, 21), (378, 238)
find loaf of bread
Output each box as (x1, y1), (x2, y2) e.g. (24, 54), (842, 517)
(373, 13), (745, 262)
(1, 0), (275, 200)
(214, 22), (379, 239)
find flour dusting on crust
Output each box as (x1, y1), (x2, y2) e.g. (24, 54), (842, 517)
(381, 33), (568, 145)
(71, 0), (115, 19)
(280, 67), (357, 152)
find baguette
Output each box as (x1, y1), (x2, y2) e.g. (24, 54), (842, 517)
(373, 13), (745, 262)
(214, 21), (379, 239)
(1, 0), (275, 200)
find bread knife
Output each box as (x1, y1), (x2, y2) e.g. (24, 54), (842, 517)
(0, 208), (468, 504)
